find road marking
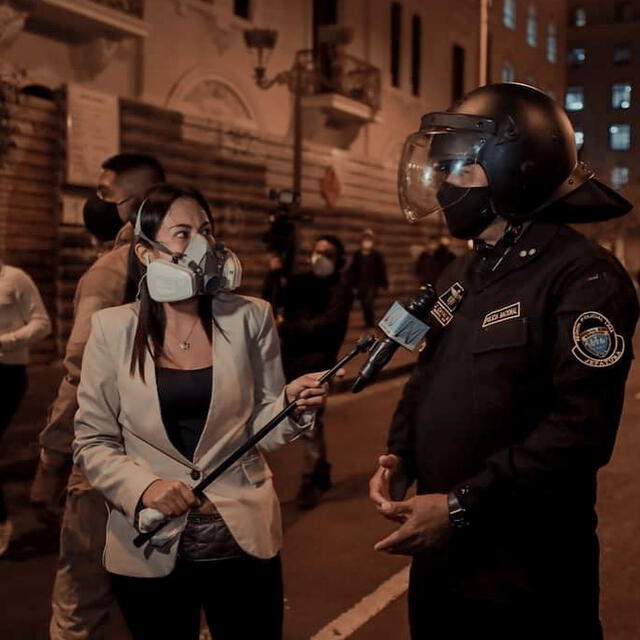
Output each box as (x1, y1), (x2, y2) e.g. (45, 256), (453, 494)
(310, 564), (410, 639)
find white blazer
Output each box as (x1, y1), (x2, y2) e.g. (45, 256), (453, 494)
(73, 294), (312, 577)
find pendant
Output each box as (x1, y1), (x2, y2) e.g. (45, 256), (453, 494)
(179, 341), (191, 351)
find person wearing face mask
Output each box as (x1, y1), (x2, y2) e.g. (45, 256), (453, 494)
(30, 153), (165, 640)
(278, 235), (353, 509)
(73, 184), (330, 640)
(347, 229), (388, 329)
(369, 83), (639, 640)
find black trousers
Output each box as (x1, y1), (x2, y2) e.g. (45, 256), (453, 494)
(408, 556), (603, 640)
(357, 287), (377, 328)
(0, 364), (28, 523)
(110, 554), (283, 640)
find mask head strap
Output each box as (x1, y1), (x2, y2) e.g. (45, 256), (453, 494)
(134, 197), (178, 260)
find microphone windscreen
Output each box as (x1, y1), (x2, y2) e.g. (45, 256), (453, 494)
(378, 301), (430, 351)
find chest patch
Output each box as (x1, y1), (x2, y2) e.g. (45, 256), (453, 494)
(430, 282), (465, 328)
(572, 311), (624, 368)
(482, 302), (521, 329)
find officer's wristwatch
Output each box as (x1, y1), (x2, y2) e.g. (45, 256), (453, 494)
(447, 491), (470, 529)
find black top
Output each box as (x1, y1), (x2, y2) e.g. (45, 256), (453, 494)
(347, 249), (388, 292)
(278, 271), (353, 380)
(388, 220), (639, 613)
(156, 366), (212, 461)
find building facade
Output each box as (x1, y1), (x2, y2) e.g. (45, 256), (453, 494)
(0, 0), (566, 360)
(565, 0), (640, 269)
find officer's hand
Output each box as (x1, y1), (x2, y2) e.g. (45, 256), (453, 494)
(369, 454), (410, 518)
(374, 494), (450, 555)
(142, 479), (199, 517)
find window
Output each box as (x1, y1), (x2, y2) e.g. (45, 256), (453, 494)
(565, 86), (584, 111)
(390, 3), (402, 88)
(452, 45), (465, 103)
(233, 0), (250, 19)
(614, 43), (632, 64)
(614, 2), (634, 22)
(574, 127), (584, 150)
(547, 23), (557, 62)
(501, 62), (515, 82)
(411, 15), (422, 96)
(503, 0), (516, 29)
(571, 7), (587, 26)
(611, 166), (630, 189)
(609, 124), (631, 150)
(612, 83), (632, 109)
(567, 47), (586, 65)
(526, 5), (537, 47)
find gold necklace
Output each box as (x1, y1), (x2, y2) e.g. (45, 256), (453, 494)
(166, 316), (200, 351)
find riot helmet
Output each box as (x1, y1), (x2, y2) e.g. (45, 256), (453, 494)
(398, 83), (631, 228)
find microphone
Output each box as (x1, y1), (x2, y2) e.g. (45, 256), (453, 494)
(352, 284), (438, 393)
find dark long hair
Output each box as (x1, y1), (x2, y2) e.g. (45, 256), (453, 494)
(125, 184), (216, 380)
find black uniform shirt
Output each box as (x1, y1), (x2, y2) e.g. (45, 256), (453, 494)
(387, 220), (639, 607)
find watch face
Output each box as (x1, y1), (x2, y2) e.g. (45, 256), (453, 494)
(447, 492), (470, 528)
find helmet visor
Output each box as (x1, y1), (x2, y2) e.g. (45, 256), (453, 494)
(398, 130), (487, 223)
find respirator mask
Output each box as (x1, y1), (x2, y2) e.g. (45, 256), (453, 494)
(134, 200), (242, 302)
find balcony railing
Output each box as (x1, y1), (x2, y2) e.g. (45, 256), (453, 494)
(296, 50), (381, 112)
(88, 0), (143, 18)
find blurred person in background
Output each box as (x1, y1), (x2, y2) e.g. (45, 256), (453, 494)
(347, 229), (388, 329)
(0, 257), (51, 554)
(30, 153), (165, 640)
(278, 235), (353, 509)
(414, 235), (455, 286)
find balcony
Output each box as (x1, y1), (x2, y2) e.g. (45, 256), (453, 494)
(26, 0), (150, 41)
(295, 49), (381, 148)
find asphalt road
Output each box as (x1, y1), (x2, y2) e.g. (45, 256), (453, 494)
(1, 346), (639, 638)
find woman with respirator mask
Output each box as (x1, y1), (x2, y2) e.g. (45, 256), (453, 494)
(72, 184), (333, 640)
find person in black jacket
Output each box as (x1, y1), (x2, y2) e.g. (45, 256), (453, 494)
(347, 229), (388, 328)
(279, 235), (353, 508)
(414, 236), (455, 286)
(369, 83), (639, 640)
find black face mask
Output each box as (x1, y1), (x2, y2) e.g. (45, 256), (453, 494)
(437, 183), (496, 239)
(82, 194), (125, 242)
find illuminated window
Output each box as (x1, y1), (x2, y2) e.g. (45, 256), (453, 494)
(611, 166), (629, 189)
(609, 124), (631, 150)
(526, 5), (537, 47)
(574, 127), (584, 150)
(565, 86), (584, 111)
(547, 23), (557, 62)
(612, 83), (632, 109)
(571, 7), (587, 26)
(503, 0), (516, 29)
(501, 62), (515, 82)
(568, 47), (586, 65)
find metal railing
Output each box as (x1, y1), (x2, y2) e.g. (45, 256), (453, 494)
(88, 0), (144, 18)
(296, 50), (381, 112)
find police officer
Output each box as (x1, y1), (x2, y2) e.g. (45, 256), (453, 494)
(369, 83), (639, 640)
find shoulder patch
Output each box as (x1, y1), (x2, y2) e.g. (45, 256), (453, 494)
(571, 311), (625, 368)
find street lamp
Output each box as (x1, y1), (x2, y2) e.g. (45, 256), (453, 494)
(243, 27), (304, 205)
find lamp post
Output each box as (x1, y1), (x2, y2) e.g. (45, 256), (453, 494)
(243, 28), (303, 207)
